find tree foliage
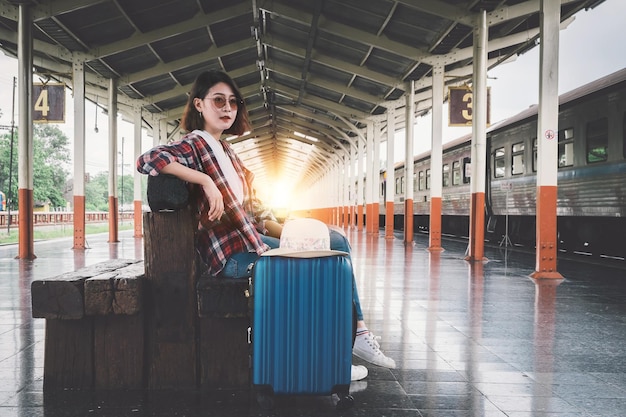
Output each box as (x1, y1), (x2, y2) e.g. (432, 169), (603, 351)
(1, 123), (142, 212)
(0, 124), (71, 210)
(84, 172), (136, 211)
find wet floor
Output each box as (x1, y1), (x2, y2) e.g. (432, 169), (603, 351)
(1, 228), (625, 416)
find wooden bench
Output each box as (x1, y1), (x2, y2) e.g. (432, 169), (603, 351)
(32, 207), (252, 391)
(31, 259), (145, 390)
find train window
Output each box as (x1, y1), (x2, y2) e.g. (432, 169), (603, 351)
(558, 128), (574, 167)
(452, 161), (461, 185)
(426, 169), (431, 190)
(418, 170), (425, 190)
(494, 147), (505, 178)
(395, 177), (401, 195)
(442, 164), (450, 187)
(511, 142), (524, 175)
(586, 118), (608, 163)
(462, 157), (471, 183)
(413, 171), (418, 192)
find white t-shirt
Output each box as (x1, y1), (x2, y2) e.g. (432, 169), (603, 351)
(194, 130), (244, 204)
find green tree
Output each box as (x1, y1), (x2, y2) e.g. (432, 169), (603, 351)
(85, 171), (109, 211)
(0, 124), (70, 210)
(33, 125), (71, 207)
(85, 172), (137, 211)
(0, 129), (17, 210)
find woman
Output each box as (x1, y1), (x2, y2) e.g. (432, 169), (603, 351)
(136, 70), (394, 380)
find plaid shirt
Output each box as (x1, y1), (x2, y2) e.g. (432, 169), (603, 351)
(136, 131), (273, 276)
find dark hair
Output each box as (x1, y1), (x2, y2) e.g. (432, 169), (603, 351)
(180, 70), (251, 135)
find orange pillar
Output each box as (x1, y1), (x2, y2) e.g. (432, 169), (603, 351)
(530, 186), (563, 279)
(465, 192), (485, 261)
(357, 205), (364, 231)
(372, 202), (379, 234)
(73, 195), (86, 249)
(429, 64), (444, 252)
(17, 188), (35, 259)
(531, 0), (562, 280)
(465, 11), (487, 263)
(385, 201), (394, 239)
(428, 197), (443, 251)
(365, 203), (372, 233)
(134, 200), (143, 237)
(404, 199), (413, 243)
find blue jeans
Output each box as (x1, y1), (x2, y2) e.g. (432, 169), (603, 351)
(221, 231), (364, 321)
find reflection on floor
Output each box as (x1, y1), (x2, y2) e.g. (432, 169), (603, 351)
(1, 228), (625, 416)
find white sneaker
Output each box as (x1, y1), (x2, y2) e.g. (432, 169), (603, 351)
(350, 364), (368, 381)
(353, 332), (396, 369)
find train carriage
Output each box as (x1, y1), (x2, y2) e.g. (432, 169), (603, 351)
(380, 67), (626, 261)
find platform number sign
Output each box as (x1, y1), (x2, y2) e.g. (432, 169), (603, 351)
(448, 86), (491, 127)
(33, 83), (66, 123)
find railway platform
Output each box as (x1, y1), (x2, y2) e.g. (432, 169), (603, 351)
(1, 228), (625, 416)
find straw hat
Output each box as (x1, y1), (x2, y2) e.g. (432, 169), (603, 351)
(262, 218), (348, 258)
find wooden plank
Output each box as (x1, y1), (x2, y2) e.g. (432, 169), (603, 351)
(199, 317), (250, 389)
(94, 314), (144, 389)
(43, 319), (94, 390)
(143, 208), (198, 389)
(31, 259), (138, 319)
(84, 262), (144, 316)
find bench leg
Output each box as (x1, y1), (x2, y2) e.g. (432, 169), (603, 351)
(199, 317), (250, 389)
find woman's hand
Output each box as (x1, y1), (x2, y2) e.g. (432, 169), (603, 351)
(201, 177), (224, 222)
(161, 162), (224, 222)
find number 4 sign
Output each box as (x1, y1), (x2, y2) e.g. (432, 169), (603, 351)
(33, 83), (66, 123)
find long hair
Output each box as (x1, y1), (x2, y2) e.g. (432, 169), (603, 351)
(180, 70), (251, 135)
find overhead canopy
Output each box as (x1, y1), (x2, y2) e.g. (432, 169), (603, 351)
(0, 0), (604, 193)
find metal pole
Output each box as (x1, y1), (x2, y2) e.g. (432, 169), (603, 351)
(7, 77), (16, 234)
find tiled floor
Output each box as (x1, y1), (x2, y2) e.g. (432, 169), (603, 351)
(1, 228), (625, 416)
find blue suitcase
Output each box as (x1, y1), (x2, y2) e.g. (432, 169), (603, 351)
(252, 253), (354, 410)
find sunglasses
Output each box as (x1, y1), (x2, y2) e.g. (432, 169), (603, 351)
(204, 95), (242, 110)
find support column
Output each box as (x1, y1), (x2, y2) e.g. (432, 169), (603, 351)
(17, 4), (35, 259)
(372, 121), (381, 234)
(357, 137), (364, 231)
(72, 60), (86, 250)
(133, 107), (143, 238)
(108, 78), (119, 243)
(429, 64), (444, 252)
(531, 0), (563, 280)
(465, 11), (488, 262)
(404, 82), (415, 243)
(342, 154), (349, 228)
(385, 108), (395, 239)
(350, 149), (355, 228)
(365, 123), (374, 233)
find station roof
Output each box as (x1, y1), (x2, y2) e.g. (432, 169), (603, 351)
(0, 0), (605, 193)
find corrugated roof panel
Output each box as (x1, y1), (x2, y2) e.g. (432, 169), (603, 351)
(151, 29), (213, 63)
(117, 0), (199, 33)
(55, 2), (134, 48)
(102, 45), (160, 75)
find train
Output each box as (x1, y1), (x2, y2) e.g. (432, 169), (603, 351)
(380, 67), (626, 261)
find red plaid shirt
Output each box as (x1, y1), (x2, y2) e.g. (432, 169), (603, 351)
(136, 131), (272, 276)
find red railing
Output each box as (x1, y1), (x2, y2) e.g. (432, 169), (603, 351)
(0, 211), (135, 227)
